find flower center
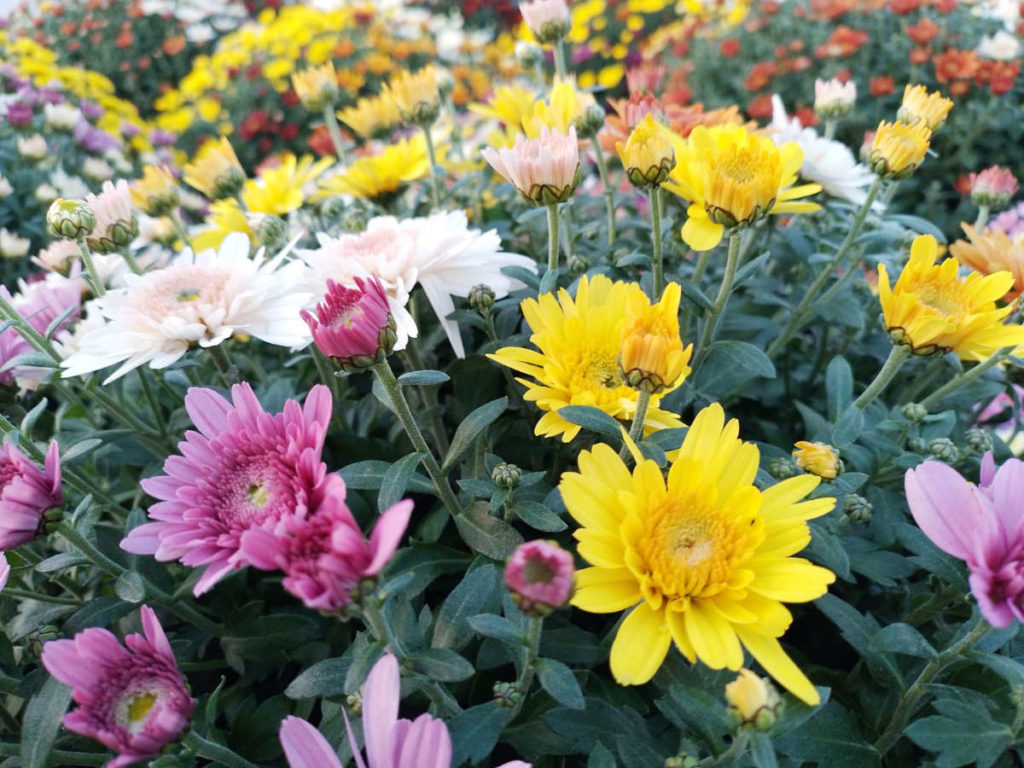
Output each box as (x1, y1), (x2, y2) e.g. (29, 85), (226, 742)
(583, 353), (622, 389)
(915, 282), (963, 318)
(523, 557), (556, 584)
(176, 288), (201, 303)
(246, 482), (269, 508)
(115, 688), (158, 734)
(0, 461), (18, 490)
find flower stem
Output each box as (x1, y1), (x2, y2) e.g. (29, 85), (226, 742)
(619, 389), (652, 460)
(824, 120), (837, 141)
(874, 617), (990, 755)
(919, 346), (1011, 411)
(136, 368), (166, 437)
(975, 204), (990, 232)
(766, 176), (883, 358)
(401, 343), (450, 456)
(507, 616), (544, 722)
(169, 211), (192, 251)
(546, 203), (560, 275)
(118, 246), (144, 275)
(553, 39), (568, 81)
(0, 290), (61, 362)
(372, 360), (462, 518)
(649, 186), (664, 299)
(853, 345), (911, 410)
(206, 344), (236, 386)
(76, 240), (105, 297)
(692, 232), (742, 369)
(1, 587), (80, 606)
(591, 139), (616, 247)
(422, 124), (443, 211)
(561, 203), (575, 264)
(323, 103), (348, 165)
(182, 730), (261, 768)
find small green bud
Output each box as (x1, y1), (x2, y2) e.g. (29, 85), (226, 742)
(492, 462), (522, 490)
(46, 199), (95, 240)
(928, 437), (959, 463)
(965, 427), (993, 453)
(468, 284), (496, 315)
(255, 215), (288, 250)
(900, 402), (928, 423)
(769, 457), (798, 479)
(907, 437), (928, 453)
(843, 493), (873, 524)
(493, 681), (522, 709)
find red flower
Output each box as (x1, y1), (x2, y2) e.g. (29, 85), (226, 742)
(988, 61), (1020, 95)
(906, 17), (941, 44)
(835, 68), (851, 82)
(953, 173), (972, 197)
(932, 0), (956, 12)
(747, 94), (774, 118)
(280, 124), (300, 141)
(744, 61), (776, 91)
(949, 80), (971, 97)
(795, 106), (819, 126)
(281, 90), (300, 108)
(934, 48), (980, 83)
(308, 125), (334, 156)
(909, 46), (933, 65)
(815, 25), (868, 58)
(240, 110), (270, 140)
(719, 38), (740, 57)
(789, 39), (804, 52)
(870, 75), (895, 96)
(762, 0), (781, 13)
(889, 0), (923, 14)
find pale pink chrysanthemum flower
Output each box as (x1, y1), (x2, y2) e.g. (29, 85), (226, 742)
(519, 0), (571, 42)
(41, 605), (195, 768)
(84, 180), (137, 253)
(906, 452), (1024, 627)
(32, 239), (81, 274)
(301, 211), (535, 358)
(279, 653), (532, 768)
(970, 166), (1019, 210)
(0, 440), (62, 550)
(120, 383), (333, 596)
(301, 276), (394, 365)
(60, 232), (311, 383)
(813, 77), (856, 116)
(0, 554), (9, 592)
(481, 126), (581, 207)
(0, 274), (82, 388)
(504, 539), (574, 615)
(241, 476), (413, 612)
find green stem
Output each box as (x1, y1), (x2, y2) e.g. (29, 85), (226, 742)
(824, 120), (837, 141)
(507, 616), (544, 722)
(692, 232), (742, 369)
(1, 587), (80, 606)
(118, 247), (144, 275)
(182, 731), (261, 768)
(401, 343), (450, 457)
(372, 360), (462, 518)
(76, 240), (105, 297)
(206, 344), (235, 386)
(0, 291), (61, 362)
(766, 177), (883, 358)
(323, 104), (348, 165)
(650, 186), (664, 299)
(546, 203), (560, 275)
(422, 125), (443, 211)
(0, 744), (105, 765)
(561, 203), (575, 264)
(553, 38), (568, 81)
(170, 211), (192, 251)
(619, 389), (652, 460)
(975, 204), (990, 232)
(0, 704), (20, 735)
(136, 368), (166, 437)
(591, 140), (616, 247)
(853, 345), (910, 410)
(874, 618), (990, 755)
(919, 347), (1011, 411)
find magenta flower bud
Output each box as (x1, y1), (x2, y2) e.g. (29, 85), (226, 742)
(300, 276), (397, 370)
(970, 166), (1019, 211)
(504, 539), (575, 615)
(40, 605), (195, 768)
(0, 441), (62, 550)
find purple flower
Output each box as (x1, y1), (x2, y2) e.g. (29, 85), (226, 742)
(74, 121), (120, 153)
(280, 653), (532, 768)
(41, 605), (195, 768)
(120, 121), (141, 139)
(0, 278), (82, 387)
(149, 129), (178, 147)
(906, 453), (1024, 627)
(241, 477), (412, 612)
(0, 441), (62, 550)
(80, 100), (104, 120)
(121, 383), (334, 596)
(4, 102), (34, 128)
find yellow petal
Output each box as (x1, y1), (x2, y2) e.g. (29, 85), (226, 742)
(735, 627), (820, 705)
(609, 602), (671, 685)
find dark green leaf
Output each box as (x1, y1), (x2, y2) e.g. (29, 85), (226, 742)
(449, 702), (511, 765)
(871, 623), (937, 659)
(816, 595), (902, 686)
(443, 397), (508, 471)
(832, 405), (864, 448)
(338, 462), (433, 494)
(397, 370), (450, 386)
(826, 356), (853, 422)
(22, 675), (72, 768)
(63, 596), (135, 635)
(511, 500), (567, 532)
(378, 452), (423, 512)
(467, 614), (525, 647)
(587, 742), (616, 768)
(750, 732), (779, 768)
(114, 570), (147, 603)
(286, 657), (352, 699)
(775, 702), (881, 768)
(695, 341), (775, 392)
(432, 563), (502, 650)
(406, 648), (475, 681)
(454, 502), (524, 561)
(906, 704), (1011, 768)
(536, 658), (584, 709)
(557, 405), (623, 439)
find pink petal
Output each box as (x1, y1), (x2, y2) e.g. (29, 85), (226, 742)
(395, 715), (450, 768)
(183, 387), (232, 437)
(970, 571), (1014, 628)
(989, 459), (1024, 541)
(303, 384), (333, 431)
(362, 653), (400, 768)
(0, 554), (8, 592)
(364, 500), (413, 576)
(139, 605), (174, 662)
(904, 462), (977, 562)
(342, 709), (369, 768)
(980, 451), (997, 487)
(279, 716), (344, 768)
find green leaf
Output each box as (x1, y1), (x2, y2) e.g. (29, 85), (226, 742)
(870, 623), (937, 659)
(454, 502), (524, 561)
(22, 675), (72, 768)
(285, 657), (351, 699)
(831, 405), (864, 448)
(449, 702), (511, 766)
(406, 648), (475, 682)
(397, 370), (450, 386)
(774, 702), (881, 768)
(695, 341), (775, 392)
(805, 522), (852, 581)
(63, 596), (135, 635)
(906, 700), (1011, 768)
(825, 356), (853, 422)
(536, 658), (584, 709)
(378, 452), (423, 512)
(431, 563), (502, 650)
(114, 570), (147, 603)
(815, 595), (902, 686)
(35, 552), (89, 573)
(587, 742), (616, 768)
(467, 614), (525, 647)
(443, 397), (508, 472)
(20, 398), (48, 434)
(556, 405), (623, 439)
(338, 462), (433, 493)
(656, 685), (731, 752)
(385, 545), (473, 597)
(204, 676), (227, 730)
(510, 500), (567, 532)
(750, 732), (779, 768)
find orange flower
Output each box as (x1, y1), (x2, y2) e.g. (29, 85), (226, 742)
(950, 224), (1024, 300)
(815, 25), (868, 58)
(889, 0), (923, 13)
(744, 61), (776, 91)
(747, 94), (774, 119)
(162, 35), (186, 56)
(870, 76), (895, 96)
(934, 49), (980, 84)
(906, 18), (941, 44)
(909, 46), (933, 65)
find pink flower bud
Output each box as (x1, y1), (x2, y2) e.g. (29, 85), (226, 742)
(481, 126), (581, 207)
(519, 0), (571, 43)
(505, 539), (574, 614)
(0, 441), (62, 549)
(970, 166), (1019, 211)
(300, 275), (396, 369)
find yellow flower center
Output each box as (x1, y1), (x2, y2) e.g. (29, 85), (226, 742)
(127, 692), (156, 725)
(246, 482), (270, 508)
(915, 282), (964, 318)
(578, 349), (624, 391)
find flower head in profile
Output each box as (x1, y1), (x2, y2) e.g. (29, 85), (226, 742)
(488, 275), (685, 442)
(520, 0), (571, 43)
(385, 65), (441, 126)
(182, 138), (246, 201)
(898, 84), (953, 131)
(318, 135), (431, 201)
(725, 669), (782, 729)
(792, 441), (842, 479)
(619, 281), (693, 394)
(337, 93), (402, 140)
(291, 61), (340, 112)
(1, 274), (81, 388)
(60, 233), (310, 382)
(41, 605), (195, 768)
(560, 403), (836, 703)
(505, 539), (575, 615)
(969, 166), (1018, 210)
(906, 453), (1024, 627)
(481, 126), (581, 206)
(469, 84), (538, 147)
(664, 124), (821, 251)
(130, 165), (179, 217)
(121, 384), (333, 596)
(616, 113), (676, 190)
(813, 77), (856, 120)
(242, 154), (332, 216)
(878, 234), (1024, 359)
(868, 120), (930, 180)
(950, 223), (1024, 300)
(302, 276), (396, 369)
(0, 441), (62, 550)
(279, 654), (530, 768)
(85, 180), (138, 254)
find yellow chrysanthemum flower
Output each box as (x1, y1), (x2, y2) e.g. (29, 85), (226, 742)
(560, 403), (836, 703)
(663, 125), (821, 251)
(878, 234), (1024, 359)
(386, 65), (441, 126)
(868, 121), (931, 180)
(242, 154), (332, 215)
(488, 275), (685, 442)
(617, 113), (676, 189)
(183, 138), (246, 200)
(898, 85), (953, 132)
(130, 165), (180, 217)
(192, 199), (255, 252)
(337, 93), (402, 140)
(792, 441), (842, 479)
(469, 85), (538, 147)
(317, 134), (431, 201)
(524, 79), (595, 138)
(291, 61), (339, 112)
(620, 281), (692, 393)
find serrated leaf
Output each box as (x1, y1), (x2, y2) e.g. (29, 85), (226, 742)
(397, 370), (450, 386)
(906, 710), (1011, 768)
(816, 595), (902, 686)
(378, 452), (423, 512)
(442, 397), (507, 472)
(536, 658), (584, 709)
(22, 675), (72, 768)
(774, 702), (881, 768)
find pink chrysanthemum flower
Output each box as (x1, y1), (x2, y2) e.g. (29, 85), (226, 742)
(906, 452), (1024, 627)
(85, 180), (137, 254)
(1, 274), (81, 388)
(519, 0), (571, 42)
(970, 166), (1019, 210)
(241, 475), (412, 612)
(40, 605), (195, 768)
(0, 554), (8, 592)
(504, 539), (574, 615)
(481, 126), (581, 206)
(0, 440), (62, 550)
(301, 276), (395, 367)
(120, 383), (333, 596)
(279, 653), (532, 768)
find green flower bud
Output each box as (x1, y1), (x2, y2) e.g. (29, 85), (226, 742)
(46, 199), (95, 240)
(493, 681), (522, 709)
(469, 284), (496, 315)
(900, 402), (927, 423)
(928, 437), (959, 463)
(492, 462), (522, 490)
(843, 493), (873, 524)
(769, 457), (798, 479)
(965, 427), (993, 454)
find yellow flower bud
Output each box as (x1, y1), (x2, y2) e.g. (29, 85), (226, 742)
(619, 282), (693, 394)
(725, 669), (782, 730)
(868, 121), (931, 180)
(897, 85), (953, 132)
(130, 165), (180, 217)
(386, 65), (441, 127)
(291, 62), (340, 112)
(792, 441), (843, 479)
(616, 113), (676, 189)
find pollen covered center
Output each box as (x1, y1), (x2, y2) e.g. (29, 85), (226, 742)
(915, 281), (965, 319)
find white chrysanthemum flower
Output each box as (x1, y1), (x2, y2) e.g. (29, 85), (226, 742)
(0, 228), (30, 259)
(61, 233), (312, 382)
(82, 157), (115, 182)
(43, 103), (82, 131)
(300, 211), (537, 357)
(86, 180), (134, 234)
(17, 135), (47, 160)
(50, 167), (91, 200)
(35, 184), (59, 204)
(0, 175), (12, 198)
(33, 240), (81, 274)
(768, 96), (880, 208)
(977, 29), (1021, 60)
